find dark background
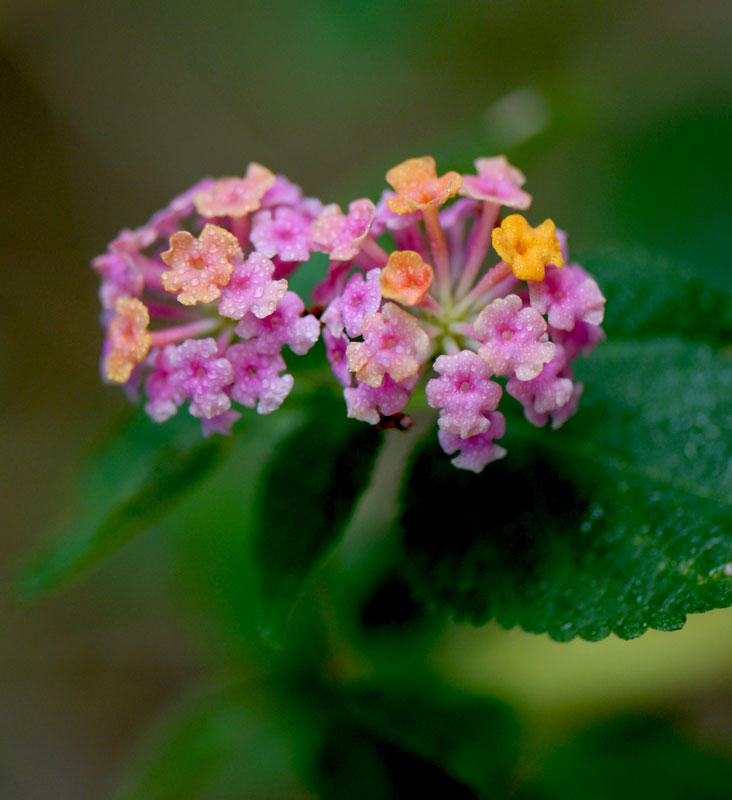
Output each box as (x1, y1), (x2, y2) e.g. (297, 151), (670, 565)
(2, 1), (732, 797)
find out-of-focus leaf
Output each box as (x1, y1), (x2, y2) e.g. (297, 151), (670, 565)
(111, 683), (312, 800)
(399, 248), (732, 641)
(254, 393), (382, 645)
(581, 246), (732, 343)
(16, 411), (228, 601)
(522, 715), (732, 800)
(311, 682), (518, 799)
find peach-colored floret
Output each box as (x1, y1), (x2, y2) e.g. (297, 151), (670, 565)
(385, 156), (462, 215)
(491, 214), (564, 282)
(161, 223), (241, 305)
(346, 302), (430, 387)
(193, 163), (276, 218)
(379, 250), (434, 306)
(104, 297), (151, 383)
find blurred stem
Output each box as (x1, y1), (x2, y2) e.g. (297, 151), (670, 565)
(313, 573), (372, 685)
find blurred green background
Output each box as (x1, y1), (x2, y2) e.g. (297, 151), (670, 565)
(2, 0), (732, 797)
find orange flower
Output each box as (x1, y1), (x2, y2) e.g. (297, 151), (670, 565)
(385, 156), (462, 215)
(193, 162), (276, 218)
(491, 214), (563, 282)
(104, 297), (151, 383)
(379, 250), (434, 306)
(161, 223), (241, 305)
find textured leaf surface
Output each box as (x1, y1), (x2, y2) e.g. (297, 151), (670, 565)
(399, 250), (732, 640)
(254, 394), (382, 644)
(16, 411), (228, 601)
(580, 246), (732, 342)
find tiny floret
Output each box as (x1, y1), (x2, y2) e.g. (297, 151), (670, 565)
(438, 413), (507, 473)
(492, 214), (564, 282)
(104, 297), (151, 383)
(193, 163), (276, 218)
(385, 156), (462, 215)
(250, 206), (314, 263)
(227, 341), (295, 415)
(322, 269), (382, 338)
(169, 338), (234, 420)
(218, 251), (288, 320)
(312, 199), (376, 261)
(426, 351), (502, 439)
(459, 156), (532, 209)
(379, 251), (434, 306)
(161, 224), (241, 305)
(344, 375), (415, 425)
(474, 294), (555, 380)
(529, 264), (605, 331)
(346, 302), (430, 387)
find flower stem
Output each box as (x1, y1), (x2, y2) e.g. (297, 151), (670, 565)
(422, 206), (451, 304)
(453, 261), (512, 316)
(149, 318), (220, 348)
(455, 201), (499, 299)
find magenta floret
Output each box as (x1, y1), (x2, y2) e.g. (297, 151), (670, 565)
(506, 346), (575, 427)
(426, 351), (502, 439)
(251, 206), (314, 263)
(235, 291), (320, 356)
(529, 264), (605, 331)
(226, 341), (294, 414)
(438, 412), (507, 473)
(474, 294), (555, 381)
(218, 251), (288, 321)
(344, 374), (416, 425)
(169, 338), (234, 420)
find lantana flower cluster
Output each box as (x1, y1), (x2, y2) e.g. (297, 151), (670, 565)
(94, 155), (605, 471)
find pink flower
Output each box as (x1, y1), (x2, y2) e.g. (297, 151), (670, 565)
(202, 409), (242, 437)
(344, 375), (416, 424)
(321, 269), (382, 338)
(346, 302), (430, 388)
(312, 199), (376, 260)
(261, 175), (303, 208)
(529, 264), (605, 331)
(144, 344), (183, 422)
(438, 413), (507, 473)
(251, 206), (314, 262)
(226, 341), (294, 414)
(459, 156), (532, 209)
(426, 350), (502, 438)
(93, 251), (144, 310)
(323, 329), (352, 387)
(474, 294), (555, 380)
(218, 251), (288, 320)
(235, 291), (320, 355)
(169, 338), (234, 420)
(506, 346), (575, 426)
(551, 320), (605, 361)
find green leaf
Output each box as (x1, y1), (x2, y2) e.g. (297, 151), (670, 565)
(398, 248), (732, 641)
(254, 393), (382, 645)
(311, 682), (518, 799)
(524, 715), (732, 800)
(581, 245), (732, 343)
(341, 687), (518, 796)
(16, 411), (228, 601)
